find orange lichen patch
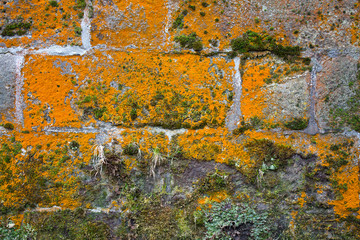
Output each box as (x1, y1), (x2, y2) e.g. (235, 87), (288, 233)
(171, 0), (271, 50)
(245, 129), (360, 219)
(22, 54), (88, 129)
(0, 132), (94, 210)
(9, 213), (24, 227)
(197, 190), (228, 209)
(91, 0), (169, 49)
(75, 51), (233, 129)
(240, 58), (271, 121)
(330, 164), (360, 219)
(0, 0), (84, 47)
(240, 55), (310, 125)
(177, 128), (256, 178)
(241, 57), (271, 121)
(298, 192), (307, 208)
(116, 128), (170, 170)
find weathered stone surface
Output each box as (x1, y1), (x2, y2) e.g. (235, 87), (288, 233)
(0, 53), (17, 121)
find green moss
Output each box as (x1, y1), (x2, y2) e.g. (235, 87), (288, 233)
(284, 117), (309, 130)
(233, 116), (263, 135)
(73, 0), (86, 10)
(1, 22), (31, 37)
(231, 30), (302, 60)
(172, 14), (184, 29)
(74, 26), (82, 36)
(24, 209), (111, 240)
(201, 2), (209, 7)
(174, 33), (203, 51)
(3, 123), (14, 130)
(93, 107), (107, 119)
(49, 0), (59, 7)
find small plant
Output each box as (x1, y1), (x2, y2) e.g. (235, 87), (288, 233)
(200, 12), (206, 17)
(254, 17), (260, 23)
(49, 0), (59, 7)
(149, 147), (165, 179)
(73, 0), (86, 10)
(189, 5), (196, 10)
(92, 144), (106, 176)
(3, 123), (14, 130)
(69, 141), (80, 151)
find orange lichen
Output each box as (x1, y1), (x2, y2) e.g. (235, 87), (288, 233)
(0, 0), (84, 47)
(22, 54), (88, 129)
(91, 0), (169, 49)
(0, 131), (95, 210)
(75, 51), (233, 129)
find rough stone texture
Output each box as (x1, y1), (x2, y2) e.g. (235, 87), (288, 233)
(316, 54), (359, 132)
(0, 0), (360, 238)
(0, 53), (17, 121)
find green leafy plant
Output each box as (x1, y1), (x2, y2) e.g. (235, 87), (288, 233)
(0, 224), (37, 240)
(69, 141), (80, 151)
(199, 200), (269, 239)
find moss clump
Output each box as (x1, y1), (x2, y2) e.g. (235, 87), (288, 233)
(49, 0), (59, 7)
(172, 14), (184, 29)
(174, 33), (203, 51)
(284, 117), (309, 130)
(232, 116), (263, 135)
(1, 22), (31, 37)
(74, 26), (82, 36)
(93, 107), (107, 119)
(73, 0), (86, 10)
(3, 123), (14, 130)
(231, 30), (301, 59)
(201, 2), (209, 7)
(134, 201), (178, 239)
